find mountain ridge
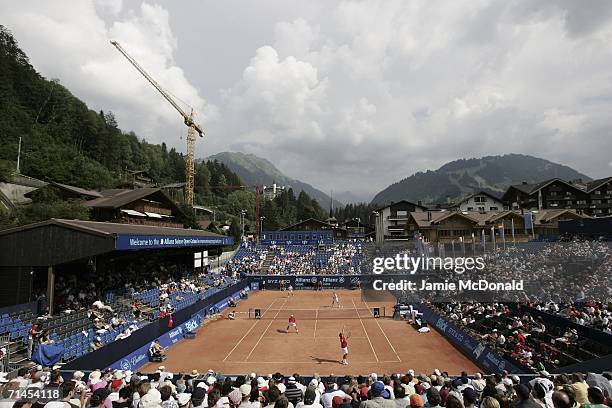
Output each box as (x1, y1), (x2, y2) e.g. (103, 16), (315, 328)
(371, 154), (592, 205)
(204, 152), (343, 209)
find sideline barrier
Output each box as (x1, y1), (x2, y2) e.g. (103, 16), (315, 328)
(249, 274), (362, 290)
(62, 280), (251, 371)
(415, 303), (523, 374)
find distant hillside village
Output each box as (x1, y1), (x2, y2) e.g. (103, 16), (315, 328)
(374, 176), (612, 244)
(2, 171), (611, 244)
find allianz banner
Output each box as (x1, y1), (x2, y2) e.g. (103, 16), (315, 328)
(250, 275), (362, 289)
(418, 304), (522, 374)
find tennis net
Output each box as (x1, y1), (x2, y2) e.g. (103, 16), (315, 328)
(247, 307), (386, 320)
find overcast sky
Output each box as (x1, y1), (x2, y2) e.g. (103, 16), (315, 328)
(3, 0), (612, 201)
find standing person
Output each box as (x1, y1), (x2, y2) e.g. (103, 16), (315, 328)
(339, 332), (350, 365)
(331, 292), (340, 308)
(29, 323), (42, 358)
(288, 285), (294, 297)
(286, 315), (299, 334)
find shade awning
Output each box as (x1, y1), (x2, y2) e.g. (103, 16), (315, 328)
(121, 209), (147, 217)
(145, 212), (163, 219)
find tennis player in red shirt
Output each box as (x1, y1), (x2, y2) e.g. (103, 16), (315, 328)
(339, 331), (349, 365)
(286, 314), (298, 333)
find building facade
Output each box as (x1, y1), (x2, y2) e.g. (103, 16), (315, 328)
(404, 209), (586, 243)
(454, 191), (506, 212)
(262, 183), (286, 200)
(585, 177), (612, 216)
(86, 188), (186, 228)
(503, 179), (588, 211)
(374, 200), (427, 241)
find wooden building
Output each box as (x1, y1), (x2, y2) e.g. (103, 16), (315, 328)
(85, 188), (186, 228)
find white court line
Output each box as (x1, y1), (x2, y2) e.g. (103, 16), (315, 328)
(225, 360), (400, 364)
(223, 297), (280, 362)
(313, 309), (318, 338)
(363, 300), (402, 362)
(352, 298), (378, 362)
(244, 297), (289, 361)
(262, 336), (368, 339)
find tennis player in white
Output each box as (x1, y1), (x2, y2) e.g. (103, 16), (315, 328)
(331, 291), (341, 308)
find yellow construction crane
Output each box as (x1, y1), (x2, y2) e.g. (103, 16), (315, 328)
(110, 40), (204, 206)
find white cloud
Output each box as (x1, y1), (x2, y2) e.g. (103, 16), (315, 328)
(212, 0), (612, 197)
(0, 0), (216, 146)
(93, 0), (123, 16)
(3, 0), (612, 200)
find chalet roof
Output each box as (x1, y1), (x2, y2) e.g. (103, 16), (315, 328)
(375, 199), (427, 212)
(586, 177), (612, 192)
(408, 209), (587, 228)
(507, 178), (585, 195)
(455, 190), (504, 205)
(50, 182), (103, 198)
(85, 188), (163, 209)
(99, 189), (130, 197)
(532, 209), (586, 223)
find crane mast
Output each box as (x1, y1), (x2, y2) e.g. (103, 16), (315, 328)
(110, 40), (203, 206)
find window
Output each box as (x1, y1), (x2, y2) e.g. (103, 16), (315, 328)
(595, 190), (601, 195)
(467, 207), (474, 211)
(490, 207), (498, 211)
(577, 200), (587, 205)
(298, 234), (302, 240)
(549, 191), (557, 197)
(475, 196), (486, 203)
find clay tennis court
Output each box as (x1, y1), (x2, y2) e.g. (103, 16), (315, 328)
(142, 290), (479, 375)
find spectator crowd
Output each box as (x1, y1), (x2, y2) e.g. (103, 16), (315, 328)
(1, 366), (611, 408)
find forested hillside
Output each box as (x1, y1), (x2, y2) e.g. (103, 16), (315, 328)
(0, 26), (326, 233)
(371, 154), (591, 205)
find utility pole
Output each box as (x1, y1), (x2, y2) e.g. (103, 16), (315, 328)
(16, 136), (22, 173)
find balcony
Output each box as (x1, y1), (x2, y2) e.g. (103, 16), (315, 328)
(387, 215), (409, 220)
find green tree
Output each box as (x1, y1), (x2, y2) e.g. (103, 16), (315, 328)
(229, 217), (242, 242)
